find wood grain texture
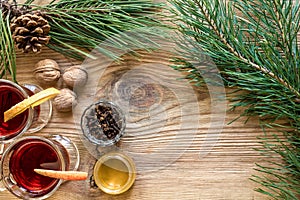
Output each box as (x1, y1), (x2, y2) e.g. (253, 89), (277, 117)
(0, 45), (272, 200)
(0, 1), (283, 200)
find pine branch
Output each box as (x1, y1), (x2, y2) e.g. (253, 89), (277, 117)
(0, 8), (17, 82)
(251, 129), (300, 199)
(233, 0), (300, 98)
(35, 0), (167, 60)
(169, 0), (300, 199)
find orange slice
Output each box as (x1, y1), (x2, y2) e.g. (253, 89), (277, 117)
(34, 169), (88, 181)
(4, 87), (60, 122)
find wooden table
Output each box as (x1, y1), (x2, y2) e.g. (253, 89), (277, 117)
(1, 1), (272, 200)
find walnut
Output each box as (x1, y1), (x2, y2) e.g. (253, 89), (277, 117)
(53, 88), (77, 112)
(62, 65), (88, 88)
(34, 59), (61, 86)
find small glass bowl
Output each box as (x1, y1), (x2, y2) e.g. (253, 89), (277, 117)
(80, 100), (126, 147)
(93, 151), (136, 195)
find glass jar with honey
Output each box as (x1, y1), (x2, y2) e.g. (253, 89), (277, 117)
(93, 151), (136, 195)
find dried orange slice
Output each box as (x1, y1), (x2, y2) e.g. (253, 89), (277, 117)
(34, 169), (88, 181)
(4, 87), (60, 122)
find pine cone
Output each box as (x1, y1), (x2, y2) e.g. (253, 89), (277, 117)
(10, 12), (51, 53)
(1, 0), (10, 18)
(1, 0), (28, 19)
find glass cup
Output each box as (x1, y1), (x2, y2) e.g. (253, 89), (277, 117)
(93, 151), (136, 195)
(0, 79), (52, 144)
(0, 135), (80, 199)
(80, 100), (126, 147)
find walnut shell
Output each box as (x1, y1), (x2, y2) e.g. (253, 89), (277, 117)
(62, 65), (88, 88)
(53, 88), (77, 112)
(34, 59), (61, 86)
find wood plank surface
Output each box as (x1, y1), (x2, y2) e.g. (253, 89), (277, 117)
(0, 44), (270, 200)
(0, 1), (281, 200)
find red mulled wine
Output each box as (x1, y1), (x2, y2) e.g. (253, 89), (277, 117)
(9, 138), (68, 196)
(0, 82), (29, 140)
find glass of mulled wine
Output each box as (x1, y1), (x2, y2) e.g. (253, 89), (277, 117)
(0, 79), (52, 144)
(0, 135), (80, 199)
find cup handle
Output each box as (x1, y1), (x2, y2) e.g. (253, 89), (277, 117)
(50, 135), (80, 172)
(22, 83), (53, 133)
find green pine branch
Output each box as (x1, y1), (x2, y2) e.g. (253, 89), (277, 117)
(37, 0), (167, 60)
(251, 126), (300, 199)
(169, 0), (300, 199)
(0, 8), (17, 82)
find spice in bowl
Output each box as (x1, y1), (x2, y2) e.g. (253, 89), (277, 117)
(80, 100), (125, 146)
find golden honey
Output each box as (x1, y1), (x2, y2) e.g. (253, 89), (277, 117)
(93, 152), (136, 195)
